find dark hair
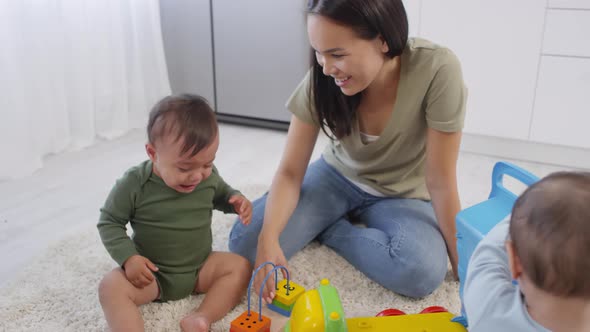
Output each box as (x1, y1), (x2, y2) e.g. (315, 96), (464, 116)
(306, 0), (408, 138)
(510, 171), (590, 298)
(147, 94), (218, 157)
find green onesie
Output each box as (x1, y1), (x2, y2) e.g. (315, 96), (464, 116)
(97, 160), (239, 301)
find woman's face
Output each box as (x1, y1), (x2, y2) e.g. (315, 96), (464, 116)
(307, 15), (390, 96)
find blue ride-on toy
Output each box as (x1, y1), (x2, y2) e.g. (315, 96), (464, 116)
(453, 161), (539, 327)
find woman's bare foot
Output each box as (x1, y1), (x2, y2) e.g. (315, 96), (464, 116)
(180, 313), (210, 332)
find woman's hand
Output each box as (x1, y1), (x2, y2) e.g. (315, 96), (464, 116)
(444, 234), (459, 280)
(450, 252), (459, 280)
(253, 237), (288, 304)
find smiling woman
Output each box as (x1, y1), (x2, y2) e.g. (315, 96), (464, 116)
(0, 0), (170, 180)
(228, 0), (468, 302)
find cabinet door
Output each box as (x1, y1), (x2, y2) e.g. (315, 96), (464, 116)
(159, 0), (215, 104)
(530, 56), (590, 149)
(548, 0), (590, 9)
(212, 0), (309, 122)
(420, 1), (546, 140)
(542, 9), (590, 57)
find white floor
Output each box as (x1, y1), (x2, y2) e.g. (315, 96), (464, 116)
(0, 123), (577, 289)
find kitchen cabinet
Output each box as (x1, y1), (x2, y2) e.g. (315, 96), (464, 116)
(420, 0), (546, 140)
(211, 0), (309, 123)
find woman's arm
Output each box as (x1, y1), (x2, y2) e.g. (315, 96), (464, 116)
(425, 128), (462, 280)
(255, 115), (319, 302)
(259, 115), (319, 242)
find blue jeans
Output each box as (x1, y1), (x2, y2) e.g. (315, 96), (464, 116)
(229, 157), (447, 298)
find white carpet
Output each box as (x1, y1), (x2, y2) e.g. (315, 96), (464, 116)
(0, 184), (461, 332)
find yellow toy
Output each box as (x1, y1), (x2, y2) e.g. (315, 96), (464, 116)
(284, 279), (467, 332)
(268, 278), (306, 316)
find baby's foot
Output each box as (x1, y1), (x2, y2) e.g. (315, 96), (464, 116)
(180, 313), (210, 332)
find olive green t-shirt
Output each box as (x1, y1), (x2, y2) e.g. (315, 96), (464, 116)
(286, 38), (467, 200)
(97, 160), (239, 275)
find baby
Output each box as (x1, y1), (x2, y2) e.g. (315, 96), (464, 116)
(97, 94), (253, 332)
(464, 171), (590, 332)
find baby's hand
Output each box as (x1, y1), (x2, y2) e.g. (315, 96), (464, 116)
(229, 194), (252, 225)
(123, 255), (159, 288)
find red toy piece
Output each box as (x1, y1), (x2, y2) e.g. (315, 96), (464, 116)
(420, 306), (448, 314)
(375, 308), (406, 317)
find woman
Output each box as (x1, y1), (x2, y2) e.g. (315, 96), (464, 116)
(229, 0), (466, 301)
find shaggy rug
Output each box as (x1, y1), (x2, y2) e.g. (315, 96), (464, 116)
(0, 184), (461, 332)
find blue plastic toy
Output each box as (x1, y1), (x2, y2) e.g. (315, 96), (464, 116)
(453, 161), (539, 327)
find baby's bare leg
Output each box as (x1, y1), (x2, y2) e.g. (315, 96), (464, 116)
(98, 268), (159, 332)
(180, 252), (251, 332)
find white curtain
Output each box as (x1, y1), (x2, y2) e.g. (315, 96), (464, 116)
(0, 0), (171, 180)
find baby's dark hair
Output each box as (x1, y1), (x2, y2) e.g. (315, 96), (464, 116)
(147, 94), (218, 157)
(510, 171), (590, 298)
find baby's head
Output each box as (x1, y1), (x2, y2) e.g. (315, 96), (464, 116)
(507, 171), (590, 301)
(145, 94), (218, 193)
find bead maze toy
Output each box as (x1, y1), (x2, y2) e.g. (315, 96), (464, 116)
(284, 278), (467, 331)
(230, 262), (305, 332)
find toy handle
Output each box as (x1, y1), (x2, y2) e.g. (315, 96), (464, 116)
(258, 265), (290, 321)
(489, 161), (539, 200)
(246, 262), (277, 316)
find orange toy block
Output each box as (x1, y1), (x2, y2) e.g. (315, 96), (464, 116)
(230, 311), (271, 332)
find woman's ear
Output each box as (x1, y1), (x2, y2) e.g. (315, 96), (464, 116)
(506, 240), (523, 280)
(379, 36), (389, 53)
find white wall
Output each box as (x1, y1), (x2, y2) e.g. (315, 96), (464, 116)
(405, 0), (590, 169)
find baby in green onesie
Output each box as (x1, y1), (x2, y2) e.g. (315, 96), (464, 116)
(97, 94), (253, 332)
